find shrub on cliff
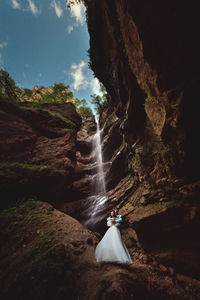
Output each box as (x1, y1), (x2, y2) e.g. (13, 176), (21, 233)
(78, 106), (93, 117)
(0, 69), (94, 117)
(34, 83), (73, 104)
(0, 69), (22, 102)
(90, 83), (110, 116)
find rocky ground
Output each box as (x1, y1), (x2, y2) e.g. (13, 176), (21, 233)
(1, 200), (200, 300)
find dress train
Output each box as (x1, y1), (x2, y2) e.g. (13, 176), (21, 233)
(95, 221), (133, 264)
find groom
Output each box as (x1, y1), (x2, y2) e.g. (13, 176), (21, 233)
(107, 208), (122, 226)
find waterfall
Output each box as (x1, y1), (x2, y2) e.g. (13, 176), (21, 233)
(80, 120), (108, 231)
(92, 121), (106, 195)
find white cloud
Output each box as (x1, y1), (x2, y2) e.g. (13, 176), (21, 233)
(67, 1), (85, 26)
(11, 0), (20, 9)
(0, 42), (8, 49)
(67, 25), (74, 34)
(28, 0), (40, 16)
(90, 78), (103, 95)
(70, 60), (88, 91)
(66, 63), (103, 96)
(51, 1), (63, 18)
(11, 0), (41, 16)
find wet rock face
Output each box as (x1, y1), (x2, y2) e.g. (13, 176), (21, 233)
(85, 0), (200, 278)
(56, 116), (97, 217)
(86, 0), (200, 183)
(0, 101), (81, 208)
(77, 116), (97, 155)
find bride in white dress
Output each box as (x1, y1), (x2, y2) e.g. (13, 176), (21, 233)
(95, 210), (133, 264)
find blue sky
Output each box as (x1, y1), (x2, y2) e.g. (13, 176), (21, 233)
(0, 0), (102, 109)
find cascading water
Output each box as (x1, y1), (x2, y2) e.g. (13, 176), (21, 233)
(92, 121), (106, 195)
(80, 120), (108, 232)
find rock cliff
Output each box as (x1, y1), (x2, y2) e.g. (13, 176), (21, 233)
(0, 100), (81, 208)
(84, 0), (200, 280)
(56, 115), (97, 217)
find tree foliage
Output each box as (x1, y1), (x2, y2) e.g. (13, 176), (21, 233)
(0, 69), (22, 101)
(66, 0), (82, 8)
(90, 83), (110, 115)
(34, 83), (73, 104)
(78, 106), (93, 117)
(0, 69), (94, 117)
(23, 88), (33, 98)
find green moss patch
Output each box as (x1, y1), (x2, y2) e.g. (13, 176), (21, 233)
(20, 104), (76, 128)
(46, 109), (76, 127)
(145, 94), (156, 103)
(0, 161), (60, 186)
(0, 161), (51, 172)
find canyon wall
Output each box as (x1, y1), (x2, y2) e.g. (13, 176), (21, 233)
(85, 0), (200, 278)
(0, 100), (81, 208)
(1, 0), (200, 297)
(1, 96), (200, 298)
(56, 115), (97, 218)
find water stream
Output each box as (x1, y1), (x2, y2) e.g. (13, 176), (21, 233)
(81, 120), (108, 232)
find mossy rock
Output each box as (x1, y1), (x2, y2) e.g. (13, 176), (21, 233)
(0, 161), (62, 187)
(0, 201), (76, 300)
(20, 103), (78, 129)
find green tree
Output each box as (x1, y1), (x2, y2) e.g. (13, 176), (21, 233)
(78, 106), (93, 117)
(52, 82), (73, 102)
(38, 82), (73, 104)
(23, 88), (33, 98)
(90, 83), (110, 115)
(0, 71), (94, 118)
(73, 98), (87, 107)
(0, 69), (22, 101)
(75, 98), (94, 117)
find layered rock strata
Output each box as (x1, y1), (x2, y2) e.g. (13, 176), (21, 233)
(85, 0), (200, 279)
(0, 101), (81, 208)
(56, 116), (97, 218)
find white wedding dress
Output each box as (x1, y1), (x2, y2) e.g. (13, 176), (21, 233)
(95, 220), (133, 264)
